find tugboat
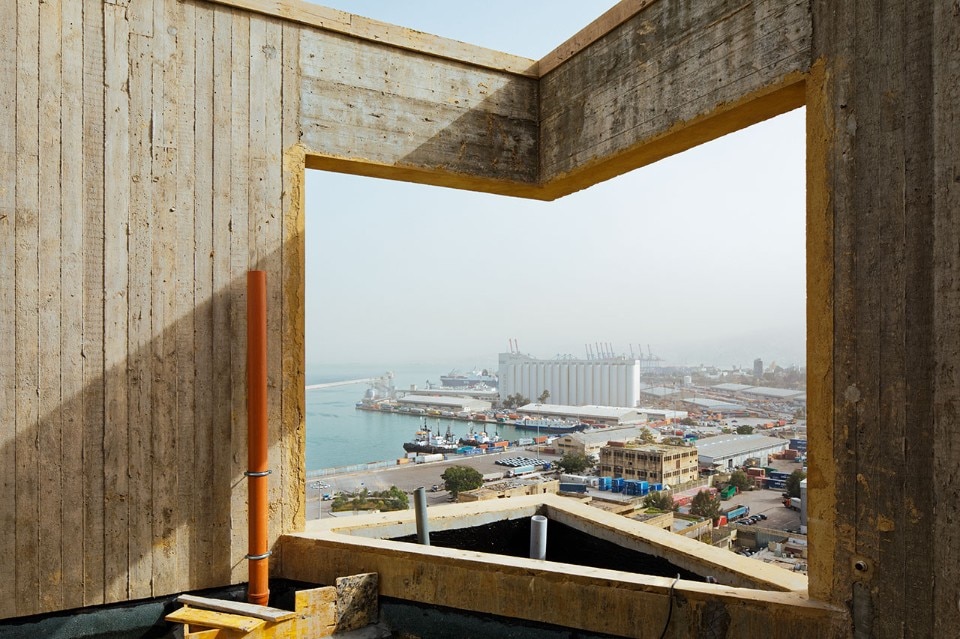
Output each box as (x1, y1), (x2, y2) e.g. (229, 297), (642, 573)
(459, 425), (503, 447)
(403, 420), (459, 455)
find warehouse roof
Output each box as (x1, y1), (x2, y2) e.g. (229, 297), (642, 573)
(683, 398), (746, 411)
(740, 386), (806, 399)
(639, 386), (681, 397)
(559, 427), (645, 446)
(396, 395), (491, 409)
(517, 404), (641, 420)
(713, 383), (754, 392)
(696, 434), (789, 462)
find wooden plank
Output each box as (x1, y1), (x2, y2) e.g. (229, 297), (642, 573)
(175, 0), (198, 591)
(0, 0), (18, 621)
(102, 0), (131, 605)
(59, 0), (86, 611)
(37, 0), (64, 612)
(210, 4), (234, 586)
(126, 26), (155, 601)
(15, 0), (41, 617)
(176, 594), (297, 622)
(82, 0), (106, 608)
(229, 9), (252, 583)
(280, 20), (306, 538)
(166, 606), (265, 633)
(192, 2), (217, 588)
(150, 0), (181, 598)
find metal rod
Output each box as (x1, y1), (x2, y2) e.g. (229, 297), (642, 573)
(414, 487), (430, 545)
(530, 515), (547, 560)
(247, 271), (269, 605)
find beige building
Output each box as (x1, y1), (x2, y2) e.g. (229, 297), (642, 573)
(554, 427), (646, 459)
(457, 479), (560, 502)
(599, 443), (699, 485)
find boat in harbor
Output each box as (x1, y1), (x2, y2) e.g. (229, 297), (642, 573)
(459, 426), (503, 447)
(440, 368), (498, 389)
(403, 422), (459, 455)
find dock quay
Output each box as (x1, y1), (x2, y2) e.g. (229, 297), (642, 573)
(305, 448), (563, 520)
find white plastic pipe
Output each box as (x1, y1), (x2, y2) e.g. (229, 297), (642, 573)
(530, 515), (548, 560)
(414, 487), (430, 546)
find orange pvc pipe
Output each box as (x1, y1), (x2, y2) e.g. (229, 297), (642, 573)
(247, 271), (269, 605)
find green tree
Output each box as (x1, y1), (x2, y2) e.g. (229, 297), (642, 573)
(680, 417), (696, 426)
(441, 465), (484, 497)
(638, 428), (656, 444)
(382, 485), (409, 510)
(786, 469), (807, 498)
(729, 469), (752, 493)
(735, 424), (755, 435)
(690, 490), (722, 520)
(501, 393), (530, 409)
(556, 452), (591, 474)
(643, 492), (676, 511)
(537, 389), (551, 404)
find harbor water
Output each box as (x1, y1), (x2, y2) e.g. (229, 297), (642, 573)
(307, 363), (534, 472)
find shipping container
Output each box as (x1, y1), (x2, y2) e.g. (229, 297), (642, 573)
(559, 483), (588, 494)
(508, 465), (536, 477)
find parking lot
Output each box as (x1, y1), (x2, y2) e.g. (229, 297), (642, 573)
(721, 487), (802, 532)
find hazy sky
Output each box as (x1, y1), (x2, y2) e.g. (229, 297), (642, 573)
(304, 2), (806, 372)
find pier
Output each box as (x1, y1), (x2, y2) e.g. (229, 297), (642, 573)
(305, 378), (377, 390)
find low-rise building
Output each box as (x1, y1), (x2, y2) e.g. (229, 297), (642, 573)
(598, 443), (699, 485)
(457, 478), (559, 502)
(696, 434), (790, 471)
(516, 403), (646, 427)
(395, 395), (492, 413)
(554, 427), (647, 459)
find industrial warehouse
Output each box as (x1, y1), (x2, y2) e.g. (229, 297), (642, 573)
(696, 434), (792, 471)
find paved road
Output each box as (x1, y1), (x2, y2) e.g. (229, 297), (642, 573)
(306, 447), (562, 520)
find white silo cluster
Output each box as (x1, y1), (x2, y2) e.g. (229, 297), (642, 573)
(498, 352), (643, 407)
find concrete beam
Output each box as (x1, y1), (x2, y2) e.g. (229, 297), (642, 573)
(538, 0), (810, 198)
(298, 28), (541, 196)
(282, 496), (848, 638)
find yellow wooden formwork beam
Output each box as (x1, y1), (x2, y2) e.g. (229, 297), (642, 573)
(166, 577), (377, 639)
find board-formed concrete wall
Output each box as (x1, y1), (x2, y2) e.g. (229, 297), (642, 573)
(4, 0), (960, 636)
(0, 0), (537, 618)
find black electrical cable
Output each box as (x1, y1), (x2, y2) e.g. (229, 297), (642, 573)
(658, 574), (680, 639)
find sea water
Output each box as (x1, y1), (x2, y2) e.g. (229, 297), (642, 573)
(306, 363), (541, 472)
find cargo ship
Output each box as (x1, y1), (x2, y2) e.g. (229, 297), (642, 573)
(440, 368), (498, 389)
(508, 417), (588, 434)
